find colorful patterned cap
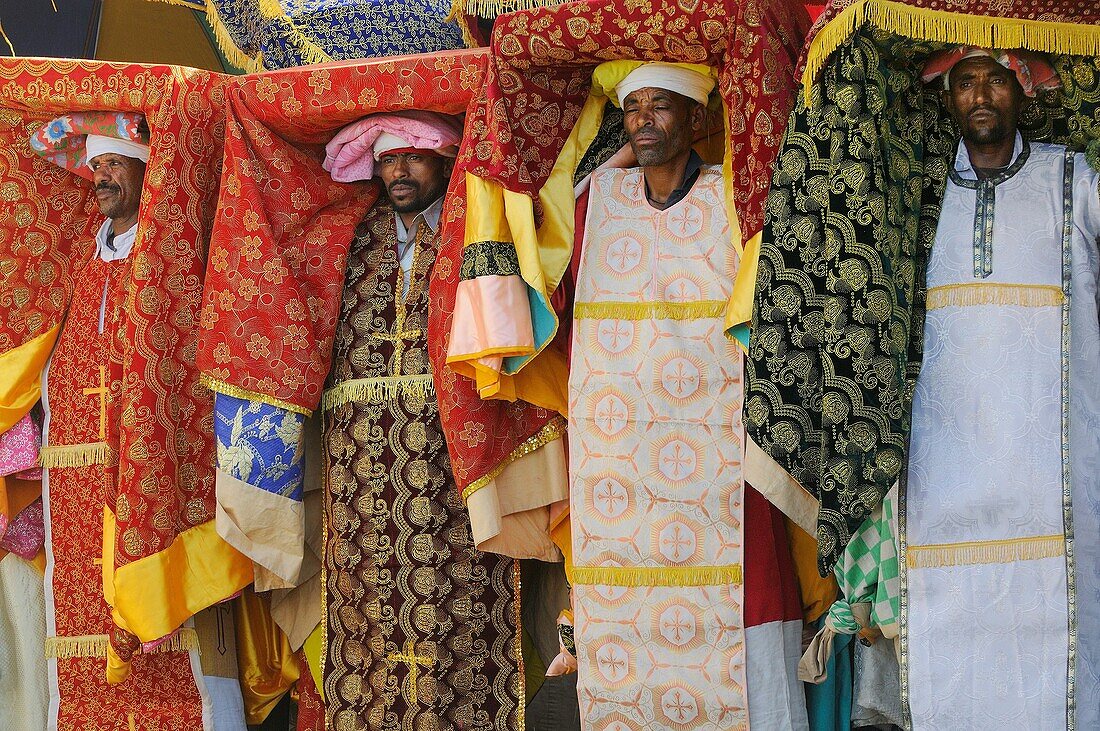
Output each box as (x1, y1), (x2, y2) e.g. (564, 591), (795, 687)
(29, 111), (149, 181)
(921, 47), (1061, 98)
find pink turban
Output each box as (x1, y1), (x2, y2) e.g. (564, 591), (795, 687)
(322, 110), (463, 182)
(921, 47), (1061, 98)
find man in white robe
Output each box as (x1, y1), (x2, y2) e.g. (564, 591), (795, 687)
(902, 47), (1100, 730)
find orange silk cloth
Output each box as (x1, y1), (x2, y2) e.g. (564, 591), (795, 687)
(45, 255), (205, 729)
(197, 50), (485, 413)
(0, 58), (250, 645)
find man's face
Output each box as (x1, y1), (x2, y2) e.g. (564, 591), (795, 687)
(622, 87), (703, 167)
(944, 56), (1024, 147)
(376, 152), (451, 214)
(90, 153), (146, 221)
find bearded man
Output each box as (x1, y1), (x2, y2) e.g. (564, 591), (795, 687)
(883, 48), (1100, 729)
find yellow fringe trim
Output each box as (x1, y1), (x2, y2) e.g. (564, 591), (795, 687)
(461, 417), (568, 501)
(320, 374), (435, 411)
(907, 534), (1065, 569)
(203, 0), (265, 73)
(454, 0), (560, 20)
(571, 564), (743, 587)
(44, 628), (200, 659)
(255, 0), (333, 67)
(802, 0), (1100, 102)
(200, 374), (312, 416)
(39, 442), (116, 469)
(574, 300), (727, 321)
(926, 283), (1064, 310)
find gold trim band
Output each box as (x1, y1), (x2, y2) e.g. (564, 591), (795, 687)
(39, 442), (116, 469)
(461, 417), (567, 501)
(907, 534), (1065, 569)
(44, 628), (199, 659)
(571, 564), (743, 587)
(574, 300), (726, 321)
(321, 374), (434, 411)
(926, 283), (1064, 311)
(200, 374), (312, 416)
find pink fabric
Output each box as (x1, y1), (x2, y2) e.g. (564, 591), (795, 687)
(921, 47), (1061, 97)
(322, 110), (463, 182)
(1, 498), (43, 560)
(0, 413), (41, 480)
(446, 275), (535, 364)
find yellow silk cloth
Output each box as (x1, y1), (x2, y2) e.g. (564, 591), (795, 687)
(234, 588), (300, 724)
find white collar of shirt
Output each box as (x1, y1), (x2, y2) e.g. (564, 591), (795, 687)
(95, 219), (138, 262)
(394, 196), (444, 244)
(953, 132), (1024, 181)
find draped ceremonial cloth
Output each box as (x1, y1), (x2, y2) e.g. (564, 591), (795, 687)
(437, 0), (812, 565)
(202, 0), (467, 71)
(744, 0), (1100, 574)
(0, 58), (252, 727)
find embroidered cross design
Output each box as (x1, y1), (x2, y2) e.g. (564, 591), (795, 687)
(387, 640), (434, 706)
(82, 365), (109, 440)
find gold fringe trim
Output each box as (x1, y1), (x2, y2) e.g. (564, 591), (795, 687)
(571, 564), (743, 587)
(39, 442), (116, 469)
(200, 374), (312, 416)
(461, 417), (568, 501)
(574, 300), (727, 322)
(320, 374), (435, 411)
(926, 283), (1064, 310)
(255, 0), (333, 67)
(802, 0), (1100, 101)
(44, 628), (200, 659)
(456, 0), (561, 20)
(203, 0), (265, 73)
(907, 534), (1064, 569)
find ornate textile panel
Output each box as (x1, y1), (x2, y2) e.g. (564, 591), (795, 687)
(44, 257), (203, 729)
(746, 25), (1100, 573)
(322, 204), (521, 730)
(568, 168), (762, 729)
(207, 0), (466, 71)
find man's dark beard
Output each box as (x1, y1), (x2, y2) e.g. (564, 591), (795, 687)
(387, 179), (443, 214)
(961, 108), (1012, 146)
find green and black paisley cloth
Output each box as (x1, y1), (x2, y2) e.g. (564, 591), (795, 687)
(744, 28), (1100, 574)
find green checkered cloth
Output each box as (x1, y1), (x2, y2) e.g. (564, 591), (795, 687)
(825, 487), (900, 635)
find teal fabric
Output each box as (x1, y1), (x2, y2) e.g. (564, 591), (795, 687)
(805, 616), (853, 731)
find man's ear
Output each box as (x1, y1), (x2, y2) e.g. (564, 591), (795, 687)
(442, 156), (455, 179)
(690, 102), (706, 131)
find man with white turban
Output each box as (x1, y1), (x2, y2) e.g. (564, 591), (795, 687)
(531, 61), (810, 730)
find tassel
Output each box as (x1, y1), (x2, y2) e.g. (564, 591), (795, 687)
(45, 628), (200, 659)
(573, 299), (727, 321)
(39, 442), (115, 469)
(802, 0), (1100, 102)
(926, 283), (1064, 310)
(203, 1), (265, 73)
(255, 0), (333, 67)
(907, 534), (1064, 569)
(321, 374), (435, 411)
(571, 564), (743, 587)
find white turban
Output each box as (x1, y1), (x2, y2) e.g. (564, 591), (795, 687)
(615, 62), (715, 106)
(85, 134), (150, 165)
(373, 131), (416, 159)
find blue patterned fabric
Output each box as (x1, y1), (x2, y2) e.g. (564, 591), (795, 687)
(214, 393), (305, 500)
(210, 0), (467, 71)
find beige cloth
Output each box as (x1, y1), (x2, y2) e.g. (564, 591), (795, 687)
(797, 602), (871, 684)
(0, 555), (48, 730)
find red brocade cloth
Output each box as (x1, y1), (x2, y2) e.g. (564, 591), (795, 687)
(455, 0), (812, 252)
(0, 59), (250, 647)
(197, 50), (485, 413)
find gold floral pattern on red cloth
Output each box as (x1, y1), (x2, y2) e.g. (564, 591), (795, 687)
(0, 57), (246, 643)
(197, 51), (486, 412)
